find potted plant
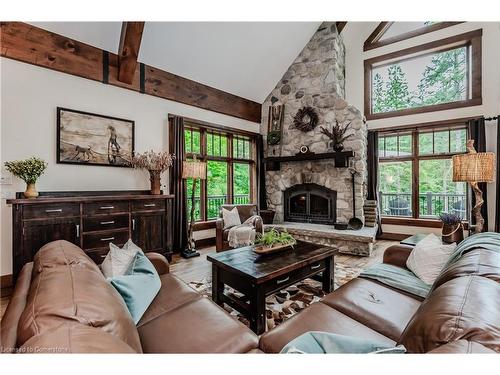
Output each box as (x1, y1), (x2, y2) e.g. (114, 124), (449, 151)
(4, 157), (47, 199)
(130, 150), (175, 195)
(253, 228), (296, 254)
(438, 212), (464, 244)
(320, 120), (353, 152)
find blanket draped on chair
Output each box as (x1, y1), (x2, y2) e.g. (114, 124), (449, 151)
(227, 215), (261, 248)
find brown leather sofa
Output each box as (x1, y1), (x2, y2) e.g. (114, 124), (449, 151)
(1, 240), (260, 354)
(259, 243), (500, 353)
(215, 204), (263, 252)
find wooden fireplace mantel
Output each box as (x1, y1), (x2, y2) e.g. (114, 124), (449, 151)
(264, 151), (354, 171)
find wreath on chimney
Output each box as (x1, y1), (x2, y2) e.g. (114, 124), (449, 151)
(293, 106), (319, 132)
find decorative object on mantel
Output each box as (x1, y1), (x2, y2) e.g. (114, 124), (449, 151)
(320, 120), (353, 152)
(348, 167), (363, 230)
(57, 107), (134, 167)
(363, 200), (378, 227)
(253, 228), (296, 255)
(267, 104), (285, 156)
(292, 106), (319, 132)
(452, 139), (495, 233)
(438, 212), (464, 244)
(181, 157), (207, 258)
(4, 157), (47, 199)
(130, 150), (175, 195)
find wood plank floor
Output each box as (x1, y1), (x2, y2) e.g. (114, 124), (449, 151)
(0, 240), (397, 322)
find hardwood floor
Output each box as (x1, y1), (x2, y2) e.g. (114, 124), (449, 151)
(0, 240), (397, 323)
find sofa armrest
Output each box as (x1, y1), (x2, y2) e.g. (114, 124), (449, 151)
(216, 218), (224, 251)
(382, 245), (414, 269)
(145, 252), (170, 275)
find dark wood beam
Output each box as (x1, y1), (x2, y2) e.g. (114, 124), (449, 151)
(0, 22), (261, 123)
(336, 22), (347, 34)
(118, 22), (145, 84)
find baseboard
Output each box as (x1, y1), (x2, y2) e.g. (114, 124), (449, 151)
(379, 232), (409, 241)
(195, 237), (216, 249)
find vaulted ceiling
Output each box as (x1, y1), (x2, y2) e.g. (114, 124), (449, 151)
(29, 22), (321, 103)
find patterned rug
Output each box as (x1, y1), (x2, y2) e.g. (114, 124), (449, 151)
(189, 262), (363, 333)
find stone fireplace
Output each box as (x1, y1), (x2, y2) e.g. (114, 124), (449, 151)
(284, 183), (336, 225)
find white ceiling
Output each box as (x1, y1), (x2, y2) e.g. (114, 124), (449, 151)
(29, 22), (321, 103)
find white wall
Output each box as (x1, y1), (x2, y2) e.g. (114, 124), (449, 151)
(0, 58), (259, 276)
(343, 22), (500, 235)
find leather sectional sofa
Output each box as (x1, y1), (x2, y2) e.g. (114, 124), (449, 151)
(1, 240), (499, 353)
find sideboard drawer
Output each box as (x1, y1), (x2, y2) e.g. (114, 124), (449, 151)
(83, 214), (129, 232)
(24, 203), (80, 219)
(86, 248), (109, 264)
(83, 230), (129, 250)
(83, 201), (129, 215)
(131, 200), (165, 212)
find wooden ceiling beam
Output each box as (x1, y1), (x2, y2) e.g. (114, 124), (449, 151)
(336, 22), (347, 34)
(118, 22), (145, 84)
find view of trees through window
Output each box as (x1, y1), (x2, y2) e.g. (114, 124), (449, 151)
(184, 126), (254, 222)
(372, 46), (468, 114)
(378, 127), (468, 219)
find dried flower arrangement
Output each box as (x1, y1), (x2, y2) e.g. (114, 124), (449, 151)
(130, 150), (175, 195)
(4, 157), (48, 198)
(320, 120), (353, 152)
(438, 212), (462, 225)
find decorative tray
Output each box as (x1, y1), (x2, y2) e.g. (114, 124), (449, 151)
(252, 240), (296, 255)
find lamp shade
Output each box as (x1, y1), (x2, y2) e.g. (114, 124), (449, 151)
(452, 152), (495, 183)
(182, 160), (207, 180)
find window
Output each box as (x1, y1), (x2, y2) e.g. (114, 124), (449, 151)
(365, 30), (482, 120)
(378, 123), (468, 221)
(184, 124), (256, 222)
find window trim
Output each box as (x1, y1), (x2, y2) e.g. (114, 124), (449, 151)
(364, 22), (463, 51)
(183, 120), (257, 222)
(378, 119), (470, 224)
(364, 29), (482, 120)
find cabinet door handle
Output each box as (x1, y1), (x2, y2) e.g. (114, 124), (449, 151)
(277, 276), (290, 285)
(132, 219), (136, 231)
(100, 221), (115, 225)
(144, 203), (156, 207)
(311, 264), (321, 270)
(45, 209), (62, 213)
(76, 224), (80, 238)
(100, 237), (115, 241)
(100, 206), (114, 210)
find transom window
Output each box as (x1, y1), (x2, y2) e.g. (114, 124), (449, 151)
(184, 124), (256, 221)
(378, 124), (468, 221)
(365, 30), (482, 120)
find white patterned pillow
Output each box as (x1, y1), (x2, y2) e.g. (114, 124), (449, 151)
(222, 207), (241, 229)
(101, 239), (141, 278)
(406, 233), (457, 285)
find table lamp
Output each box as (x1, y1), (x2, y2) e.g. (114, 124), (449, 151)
(182, 157), (207, 258)
(452, 140), (495, 233)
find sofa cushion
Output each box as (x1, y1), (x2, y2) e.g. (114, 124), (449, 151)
(34, 240), (98, 272)
(259, 302), (395, 353)
(399, 276), (500, 353)
(321, 278), (421, 341)
(19, 322), (137, 354)
(138, 297), (258, 353)
(137, 274), (200, 327)
(17, 248), (142, 353)
(428, 340), (497, 354)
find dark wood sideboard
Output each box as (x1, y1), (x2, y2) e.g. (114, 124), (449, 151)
(7, 190), (174, 281)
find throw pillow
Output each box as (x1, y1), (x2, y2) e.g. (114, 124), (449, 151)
(406, 233), (457, 285)
(222, 207), (241, 229)
(281, 332), (406, 354)
(101, 239), (141, 278)
(108, 250), (161, 324)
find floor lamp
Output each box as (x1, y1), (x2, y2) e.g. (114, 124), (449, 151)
(182, 158), (207, 258)
(452, 140), (495, 233)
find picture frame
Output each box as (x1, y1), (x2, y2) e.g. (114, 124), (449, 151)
(56, 107), (135, 168)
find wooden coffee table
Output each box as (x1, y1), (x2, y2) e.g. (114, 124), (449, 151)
(207, 241), (338, 334)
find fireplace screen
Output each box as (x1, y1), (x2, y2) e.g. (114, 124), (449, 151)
(284, 183), (336, 225)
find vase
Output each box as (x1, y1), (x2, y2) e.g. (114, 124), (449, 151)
(149, 170), (161, 195)
(24, 183), (39, 199)
(442, 223), (464, 244)
(331, 142), (344, 152)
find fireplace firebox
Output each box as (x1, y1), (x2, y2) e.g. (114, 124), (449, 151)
(284, 183), (336, 225)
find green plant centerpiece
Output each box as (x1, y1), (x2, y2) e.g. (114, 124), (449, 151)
(253, 228), (296, 254)
(4, 157), (48, 199)
(438, 212), (464, 244)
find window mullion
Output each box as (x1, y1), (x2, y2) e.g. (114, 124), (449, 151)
(412, 130), (419, 219)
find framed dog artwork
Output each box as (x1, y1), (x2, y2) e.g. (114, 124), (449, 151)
(56, 107), (135, 168)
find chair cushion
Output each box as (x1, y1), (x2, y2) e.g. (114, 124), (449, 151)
(138, 297), (258, 353)
(259, 302), (395, 353)
(399, 276), (500, 353)
(428, 340), (497, 354)
(222, 207), (241, 229)
(321, 278), (421, 341)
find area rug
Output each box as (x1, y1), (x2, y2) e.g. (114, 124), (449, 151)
(189, 262), (363, 333)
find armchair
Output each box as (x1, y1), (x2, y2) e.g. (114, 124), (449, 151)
(215, 204), (263, 252)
